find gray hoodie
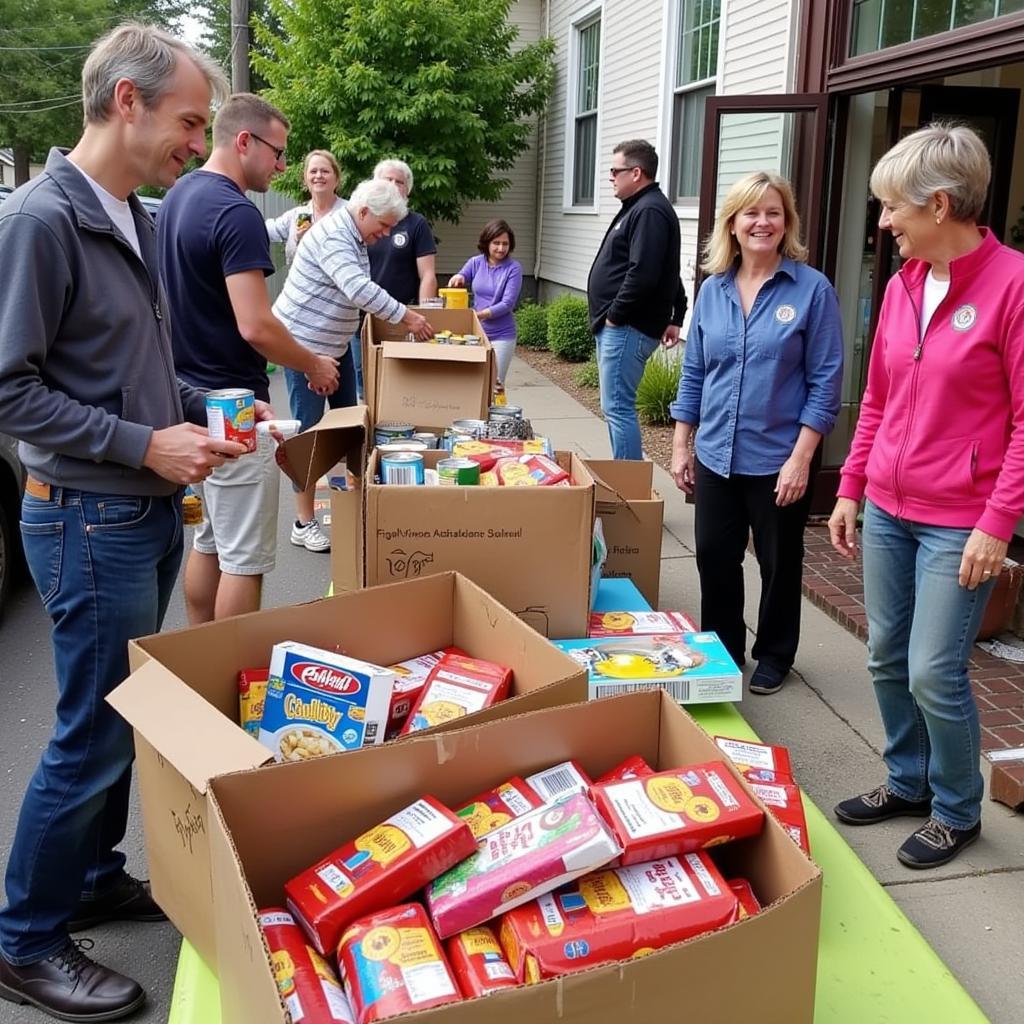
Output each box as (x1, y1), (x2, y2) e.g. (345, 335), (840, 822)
(0, 148), (207, 496)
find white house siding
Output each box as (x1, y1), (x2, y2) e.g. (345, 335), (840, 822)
(433, 0), (542, 284)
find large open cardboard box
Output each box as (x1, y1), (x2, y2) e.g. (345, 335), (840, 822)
(586, 459), (665, 609)
(108, 572), (587, 968)
(276, 405), (369, 593)
(361, 308), (496, 430)
(365, 449), (596, 639)
(207, 691), (822, 1023)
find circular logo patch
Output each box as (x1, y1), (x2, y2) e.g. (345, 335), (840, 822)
(951, 304), (977, 331)
(392, 231), (408, 248)
(775, 304), (797, 324)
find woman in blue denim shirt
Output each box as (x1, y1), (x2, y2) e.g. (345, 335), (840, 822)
(670, 171), (843, 695)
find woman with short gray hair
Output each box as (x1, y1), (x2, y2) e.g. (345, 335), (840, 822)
(829, 123), (1024, 868)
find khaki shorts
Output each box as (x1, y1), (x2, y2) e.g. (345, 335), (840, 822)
(192, 432), (280, 575)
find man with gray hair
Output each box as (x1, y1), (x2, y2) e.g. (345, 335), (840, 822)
(273, 179), (433, 545)
(158, 94), (340, 623)
(0, 22), (246, 1021)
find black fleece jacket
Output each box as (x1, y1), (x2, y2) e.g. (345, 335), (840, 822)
(586, 181), (687, 338)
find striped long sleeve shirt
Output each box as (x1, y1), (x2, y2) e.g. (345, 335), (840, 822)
(272, 207), (405, 357)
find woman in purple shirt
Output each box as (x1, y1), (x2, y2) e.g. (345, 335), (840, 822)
(449, 219), (523, 391)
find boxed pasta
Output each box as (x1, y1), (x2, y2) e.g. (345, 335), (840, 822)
(454, 777), (545, 840)
(400, 653), (513, 736)
(594, 754), (654, 785)
(445, 925), (517, 998)
(385, 646), (466, 738)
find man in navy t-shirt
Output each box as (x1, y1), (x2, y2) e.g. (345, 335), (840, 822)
(159, 93), (339, 624)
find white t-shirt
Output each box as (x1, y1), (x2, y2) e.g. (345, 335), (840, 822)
(920, 269), (950, 339)
(71, 162), (141, 257)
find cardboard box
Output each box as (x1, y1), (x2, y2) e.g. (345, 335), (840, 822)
(586, 460), (664, 608)
(108, 572), (587, 967)
(362, 308), (496, 430)
(206, 691), (821, 1024)
(276, 405), (369, 593)
(365, 450), (596, 639)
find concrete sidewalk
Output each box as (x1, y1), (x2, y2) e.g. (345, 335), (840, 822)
(513, 356), (1024, 1024)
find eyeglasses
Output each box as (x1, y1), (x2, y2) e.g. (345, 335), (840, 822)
(609, 165), (637, 177)
(248, 132), (286, 162)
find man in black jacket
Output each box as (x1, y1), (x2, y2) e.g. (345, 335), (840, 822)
(587, 139), (687, 459)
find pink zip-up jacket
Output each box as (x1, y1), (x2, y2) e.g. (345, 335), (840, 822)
(838, 229), (1024, 541)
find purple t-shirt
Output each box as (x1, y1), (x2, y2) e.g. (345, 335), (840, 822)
(457, 254), (523, 341)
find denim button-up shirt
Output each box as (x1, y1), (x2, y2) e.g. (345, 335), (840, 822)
(670, 259), (844, 477)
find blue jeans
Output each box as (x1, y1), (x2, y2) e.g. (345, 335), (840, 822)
(861, 500), (994, 830)
(596, 323), (659, 460)
(285, 345), (357, 434)
(350, 330), (364, 400)
(0, 488), (183, 964)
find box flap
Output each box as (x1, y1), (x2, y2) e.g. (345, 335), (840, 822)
(381, 341), (489, 364)
(276, 406), (369, 490)
(107, 661), (271, 793)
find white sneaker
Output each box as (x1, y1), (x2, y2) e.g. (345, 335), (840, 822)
(290, 518), (331, 552)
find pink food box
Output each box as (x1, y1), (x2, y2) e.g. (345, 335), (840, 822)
(424, 793), (621, 939)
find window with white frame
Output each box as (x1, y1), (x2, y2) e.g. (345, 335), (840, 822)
(572, 13), (601, 206)
(670, 0), (720, 203)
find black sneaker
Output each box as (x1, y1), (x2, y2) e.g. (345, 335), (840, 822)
(834, 785), (932, 825)
(749, 662), (788, 695)
(68, 874), (166, 932)
(897, 818), (981, 869)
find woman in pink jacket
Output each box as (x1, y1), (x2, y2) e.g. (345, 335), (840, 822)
(828, 124), (1024, 869)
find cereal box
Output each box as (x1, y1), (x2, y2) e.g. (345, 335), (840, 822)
(591, 762), (764, 865)
(714, 736), (794, 783)
(285, 796), (476, 955)
(587, 610), (699, 637)
(445, 926), (517, 998)
(495, 453), (569, 487)
(238, 667), (269, 737)
(337, 904), (461, 1024)
(259, 908), (355, 1023)
(454, 777), (545, 840)
(499, 852), (740, 983)
(552, 632), (742, 704)
(727, 878), (762, 919)
(595, 754), (655, 785)
(400, 653), (512, 736)
(425, 793), (621, 939)
(260, 641), (395, 761)
(385, 646), (466, 739)
(523, 760), (593, 803)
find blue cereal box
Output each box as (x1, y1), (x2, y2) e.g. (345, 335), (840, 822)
(260, 641), (395, 761)
(552, 632), (742, 705)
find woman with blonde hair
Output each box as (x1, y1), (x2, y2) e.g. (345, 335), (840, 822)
(828, 123), (1024, 868)
(670, 170), (843, 695)
(265, 149), (345, 265)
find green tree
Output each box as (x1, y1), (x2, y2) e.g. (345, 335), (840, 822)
(251, 0), (554, 222)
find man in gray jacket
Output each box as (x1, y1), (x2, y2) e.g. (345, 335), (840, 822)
(0, 24), (248, 1022)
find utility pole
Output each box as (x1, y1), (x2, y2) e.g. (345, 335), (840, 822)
(230, 0), (251, 93)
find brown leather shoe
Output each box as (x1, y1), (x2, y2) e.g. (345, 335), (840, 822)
(0, 938), (145, 1022)
(68, 875), (166, 932)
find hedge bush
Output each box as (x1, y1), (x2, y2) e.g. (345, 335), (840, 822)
(514, 300), (549, 350)
(636, 347), (683, 426)
(547, 294), (594, 362)
(574, 355), (600, 389)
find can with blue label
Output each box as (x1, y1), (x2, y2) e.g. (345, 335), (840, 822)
(381, 451), (425, 485)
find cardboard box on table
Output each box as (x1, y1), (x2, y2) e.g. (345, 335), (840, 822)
(364, 449), (596, 639)
(586, 459), (664, 608)
(275, 405), (369, 593)
(362, 308), (496, 430)
(107, 572), (587, 969)
(207, 690), (822, 1024)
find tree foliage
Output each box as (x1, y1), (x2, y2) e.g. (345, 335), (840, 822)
(194, 0), (279, 94)
(251, 0), (554, 223)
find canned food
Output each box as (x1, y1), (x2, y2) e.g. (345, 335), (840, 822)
(206, 388), (256, 452)
(451, 418), (487, 439)
(381, 451), (425, 485)
(437, 457), (480, 486)
(374, 421), (415, 446)
(379, 440), (428, 453)
(463, 334), (481, 346)
(442, 431), (475, 453)
(412, 432), (439, 449)
(448, 334), (466, 345)
(489, 404), (523, 420)
(182, 486), (203, 526)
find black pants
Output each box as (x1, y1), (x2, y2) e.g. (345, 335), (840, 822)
(693, 458), (814, 672)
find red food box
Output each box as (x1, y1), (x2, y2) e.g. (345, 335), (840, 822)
(726, 878), (762, 919)
(284, 796), (476, 954)
(454, 777), (545, 840)
(591, 762), (764, 865)
(385, 646), (465, 739)
(499, 852), (740, 983)
(746, 779), (811, 854)
(714, 736), (794, 784)
(445, 925), (517, 998)
(400, 653), (513, 736)
(258, 908), (355, 1023)
(238, 667), (269, 737)
(495, 453), (569, 487)
(595, 755), (655, 785)
(337, 904), (461, 1023)
(588, 610), (699, 637)
(523, 760), (593, 803)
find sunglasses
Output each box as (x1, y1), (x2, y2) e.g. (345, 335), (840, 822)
(609, 165), (637, 176)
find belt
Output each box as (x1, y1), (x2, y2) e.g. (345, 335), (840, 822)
(25, 475), (52, 500)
